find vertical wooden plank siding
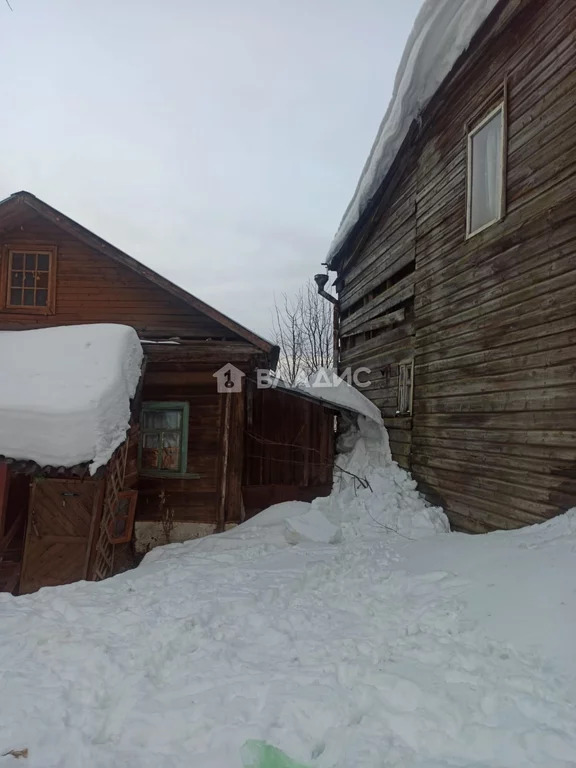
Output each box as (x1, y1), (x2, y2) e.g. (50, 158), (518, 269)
(0, 463), (8, 535)
(242, 387), (335, 516)
(334, 0), (576, 531)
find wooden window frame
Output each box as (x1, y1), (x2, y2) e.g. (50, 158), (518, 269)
(0, 244), (57, 314)
(107, 489), (138, 545)
(396, 359), (414, 416)
(466, 102), (507, 238)
(138, 401), (189, 477)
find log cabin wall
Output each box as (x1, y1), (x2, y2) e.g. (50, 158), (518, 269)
(333, 0), (576, 531)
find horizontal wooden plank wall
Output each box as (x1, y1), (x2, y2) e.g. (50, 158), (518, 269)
(137, 368), (223, 525)
(411, 0), (576, 531)
(334, 0), (576, 531)
(338, 157), (417, 469)
(0, 215), (243, 339)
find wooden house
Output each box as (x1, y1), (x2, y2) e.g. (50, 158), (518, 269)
(0, 191), (335, 594)
(328, 0), (576, 532)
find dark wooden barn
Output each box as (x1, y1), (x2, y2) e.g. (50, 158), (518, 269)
(328, 0), (576, 532)
(0, 192), (335, 593)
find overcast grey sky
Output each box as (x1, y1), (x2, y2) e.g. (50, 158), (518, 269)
(0, 0), (421, 338)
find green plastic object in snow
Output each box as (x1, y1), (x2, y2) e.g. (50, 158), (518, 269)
(241, 740), (312, 768)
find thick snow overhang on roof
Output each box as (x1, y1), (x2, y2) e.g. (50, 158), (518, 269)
(326, 0), (504, 268)
(0, 191), (279, 368)
(272, 369), (383, 425)
(0, 324), (143, 474)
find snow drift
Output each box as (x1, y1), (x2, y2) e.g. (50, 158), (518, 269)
(327, 0), (501, 265)
(0, 323), (143, 472)
(1, 416), (576, 767)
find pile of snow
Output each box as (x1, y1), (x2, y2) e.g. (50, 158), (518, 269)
(1, 417), (575, 767)
(296, 368), (383, 425)
(0, 324), (142, 473)
(327, 0), (501, 264)
(285, 508), (342, 546)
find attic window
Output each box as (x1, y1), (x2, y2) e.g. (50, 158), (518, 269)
(466, 103), (506, 237)
(2, 247), (57, 313)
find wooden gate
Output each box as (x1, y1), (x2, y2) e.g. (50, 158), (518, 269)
(19, 479), (100, 594)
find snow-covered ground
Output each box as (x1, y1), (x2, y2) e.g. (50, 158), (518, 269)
(1, 419), (575, 767)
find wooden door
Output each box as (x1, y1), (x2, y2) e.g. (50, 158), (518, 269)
(19, 479), (99, 594)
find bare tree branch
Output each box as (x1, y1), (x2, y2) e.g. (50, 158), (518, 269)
(272, 278), (334, 385)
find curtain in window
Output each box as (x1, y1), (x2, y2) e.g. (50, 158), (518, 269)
(470, 109), (503, 233)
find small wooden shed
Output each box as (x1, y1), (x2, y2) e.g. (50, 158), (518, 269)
(0, 443), (131, 594)
(0, 323), (143, 594)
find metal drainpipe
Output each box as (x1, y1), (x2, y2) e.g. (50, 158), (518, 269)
(313, 273), (339, 369)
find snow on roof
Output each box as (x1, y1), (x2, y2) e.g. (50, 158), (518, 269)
(326, 0), (501, 266)
(294, 368), (384, 425)
(0, 324), (143, 473)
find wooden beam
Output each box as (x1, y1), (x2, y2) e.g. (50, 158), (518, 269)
(217, 394), (232, 533)
(341, 308), (406, 339)
(0, 463), (8, 537)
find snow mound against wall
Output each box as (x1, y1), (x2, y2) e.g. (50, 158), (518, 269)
(327, 0), (501, 265)
(309, 416), (449, 541)
(234, 416), (448, 547)
(0, 324), (143, 473)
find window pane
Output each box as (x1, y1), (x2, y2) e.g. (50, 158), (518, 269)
(161, 432), (181, 471)
(23, 272), (35, 288)
(11, 253), (23, 270)
(469, 109), (503, 234)
(23, 289), (35, 306)
(10, 271), (23, 288)
(36, 289), (48, 306)
(36, 272), (49, 288)
(143, 409), (182, 430)
(25, 253), (36, 270)
(142, 433), (160, 469)
(37, 253), (50, 271)
(10, 289), (22, 306)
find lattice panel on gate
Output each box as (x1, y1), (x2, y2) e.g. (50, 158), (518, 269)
(91, 440), (129, 581)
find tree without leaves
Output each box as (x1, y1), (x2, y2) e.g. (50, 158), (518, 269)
(272, 278), (334, 386)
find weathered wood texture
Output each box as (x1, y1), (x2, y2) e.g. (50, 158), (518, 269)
(19, 479), (100, 594)
(243, 384), (334, 516)
(338, 154), (417, 470)
(334, 0), (576, 530)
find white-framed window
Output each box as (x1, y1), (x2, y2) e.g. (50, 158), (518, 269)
(397, 359), (414, 416)
(466, 103), (506, 237)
